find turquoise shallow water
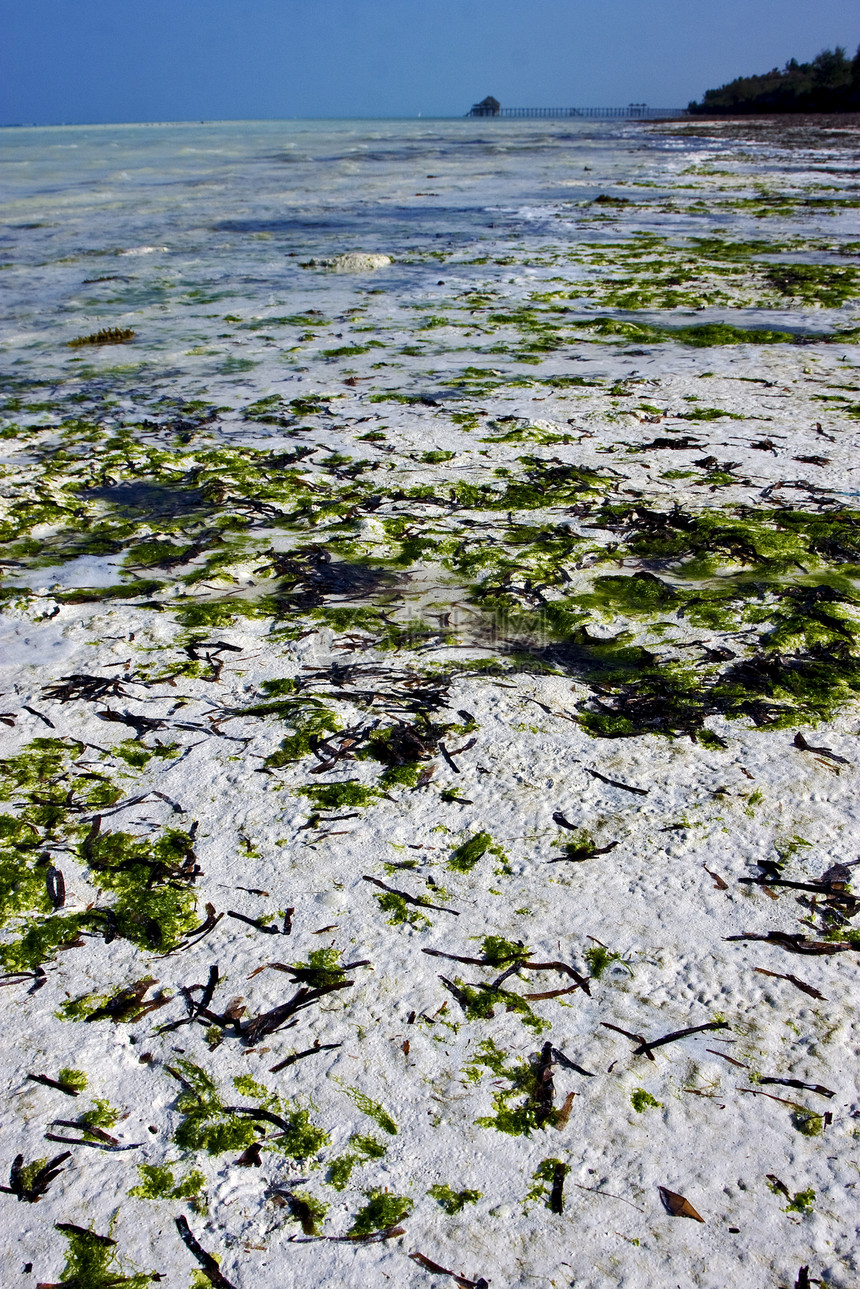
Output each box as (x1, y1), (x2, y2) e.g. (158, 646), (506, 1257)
(1, 116), (853, 396)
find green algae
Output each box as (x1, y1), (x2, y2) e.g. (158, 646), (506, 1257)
(630, 1088), (661, 1112)
(129, 1163), (207, 1210)
(170, 1061), (329, 1159)
(348, 1190), (412, 1237)
(792, 1108), (824, 1137)
(48, 1222), (156, 1289)
(57, 1067), (89, 1094)
(784, 1187), (816, 1214)
(449, 978), (548, 1033)
(68, 327), (136, 348)
(526, 1158), (569, 1210)
(79, 1098), (121, 1133)
(326, 1135), (387, 1190)
(447, 832), (493, 872)
(375, 890), (432, 927)
(576, 317), (798, 347)
(585, 945), (633, 979)
(478, 935), (530, 965)
(428, 1183), (482, 1214)
(298, 781), (378, 810)
(286, 947), (349, 987)
(465, 1040), (559, 1135)
(0, 740), (199, 966)
(765, 263), (859, 306)
(335, 1082), (397, 1135)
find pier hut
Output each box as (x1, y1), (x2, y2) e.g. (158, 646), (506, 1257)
(469, 95), (501, 117)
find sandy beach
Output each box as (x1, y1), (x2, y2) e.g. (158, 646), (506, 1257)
(0, 112), (859, 1287)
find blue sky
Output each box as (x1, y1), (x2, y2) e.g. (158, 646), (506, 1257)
(1, 0), (857, 125)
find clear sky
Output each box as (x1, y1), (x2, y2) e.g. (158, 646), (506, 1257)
(1, 0), (857, 125)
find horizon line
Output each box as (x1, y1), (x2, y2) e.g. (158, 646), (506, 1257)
(0, 109), (685, 130)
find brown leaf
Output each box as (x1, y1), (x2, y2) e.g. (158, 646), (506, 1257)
(702, 863), (728, 890)
(658, 1186), (705, 1222)
(553, 1091), (576, 1129)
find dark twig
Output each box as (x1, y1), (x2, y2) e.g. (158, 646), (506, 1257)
(551, 1047), (594, 1077)
(269, 1042), (342, 1074)
(550, 1161), (568, 1214)
(23, 705), (55, 728)
(409, 1251), (487, 1288)
(227, 910), (281, 934)
(548, 841), (618, 863)
(362, 875), (459, 915)
(243, 981), (353, 1046)
(793, 732), (850, 765)
(523, 983), (582, 1001)
(288, 1225), (406, 1244)
(26, 1073), (81, 1097)
(758, 1077), (835, 1099)
(584, 767), (648, 796)
(726, 931), (859, 955)
(46, 867), (65, 909)
(0, 1151), (70, 1202)
(752, 967), (825, 1000)
(534, 1042), (555, 1126)
(161, 903), (224, 956)
(632, 1021), (729, 1058)
(422, 946), (524, 967)
(600, 1021), (655, 1061)
(175, 1214), (237, 1289)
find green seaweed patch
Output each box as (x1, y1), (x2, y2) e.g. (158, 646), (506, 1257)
(792, 1108), (824, 1137)
(427, 1183), (482, 1214)
(49, 1222), (157, 1288)
(129, 1162), (207, 1211)
(57, 1067), (89, 1094)
(287, 946), (350, 988)
(765, 263), (859, 307)
(686, 237), (791, 261)
(80, 826), (200, 952)
(170, 1062), (329, 1159)
(68, 328), (136, 347)
(448, 832), (492, 872)
(478, 935), (530, 965)
(348, 1190), (412, 1237)
(630, 1088), (661, 1112)
(262, 700), (343, 767)
(465, 1040), (561, 1135)
(574, 316), (801, 347)
(79, 1099), (119, 1132)
(785, 1188), (816, 1214)
(110, 740), (180, 770)
(1, 913), (92, 973)
(375, 890), (432, 927)
(451, 978), (549, 1034)
(326, 1135), (387, 1190)
(298, 781), (379, 810)
(526, 1158), (569, 1209)
(334, 1081), (397, 1135)
(585, 945), (633, 979)
(56, 978), (164, 1023)
(278, 1190), (329, 1235)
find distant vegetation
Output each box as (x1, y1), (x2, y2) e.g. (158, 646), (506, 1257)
(689, 45), (860, 114)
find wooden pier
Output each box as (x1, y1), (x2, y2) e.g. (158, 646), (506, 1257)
(467, 100), (687, 120)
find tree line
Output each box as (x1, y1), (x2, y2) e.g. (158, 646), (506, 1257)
(689, 45), (860, 114)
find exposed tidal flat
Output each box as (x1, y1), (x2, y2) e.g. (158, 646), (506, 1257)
(0, 113), (859, 1287)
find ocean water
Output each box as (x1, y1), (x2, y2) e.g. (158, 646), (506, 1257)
(1, 116), (855, 401)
